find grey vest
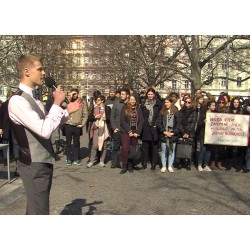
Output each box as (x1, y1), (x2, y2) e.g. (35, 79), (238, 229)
(10, 90), (55, 165)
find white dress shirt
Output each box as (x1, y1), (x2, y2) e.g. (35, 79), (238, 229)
(8, 83), (69, 139)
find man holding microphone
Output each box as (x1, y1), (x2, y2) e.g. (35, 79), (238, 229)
(8, 54), (82, 215)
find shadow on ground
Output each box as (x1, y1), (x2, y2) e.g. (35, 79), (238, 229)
(60, 198), (103, 215)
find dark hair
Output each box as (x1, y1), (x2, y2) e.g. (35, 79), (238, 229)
(207, 100), (216, 109)
(120, 87), (130, 96)
(70, 88), (79, 93)
(97, 95), (106, 102)
(146, 87), (156, 98)
(160, 96), (178, 116)
(93, 90), (102, 100)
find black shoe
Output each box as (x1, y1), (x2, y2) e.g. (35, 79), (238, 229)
(241, 169), (250, 173)
(186, 165), (191, 171)
(128, 164), (133, 173)
(142, 163), (147, 169)
(111, 165), (116, 169)
(151, 164), (156, 170)
(226, 167), (231, 171)
(235, 168), (241, 172)
(120, 168), (127, 174)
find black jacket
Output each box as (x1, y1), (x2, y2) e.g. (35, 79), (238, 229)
(140, 99), (162, 141)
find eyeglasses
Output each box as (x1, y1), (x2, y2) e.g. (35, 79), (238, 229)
(185, 101), (191, 104)
(219, 101), (225, 104)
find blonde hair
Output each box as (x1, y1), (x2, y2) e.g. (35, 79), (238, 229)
(16, 54), (42, 78)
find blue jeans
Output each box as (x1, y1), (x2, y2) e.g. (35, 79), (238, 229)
(160, 142), (176, 168)
(197, 138), (211, 166)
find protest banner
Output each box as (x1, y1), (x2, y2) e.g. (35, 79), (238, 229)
(204, 113), (250, 146)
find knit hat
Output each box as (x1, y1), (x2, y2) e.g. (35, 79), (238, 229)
(109, 86), (116, 93)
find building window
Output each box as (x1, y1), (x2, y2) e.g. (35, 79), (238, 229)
(76, 55), (81, 65)
(184, 80), (189, 89)
(221, 79), (227, 86)
(76, 42), (81, 49)
(160, 82), (165, 89)
(84, 72), (89, 79)
(222, 61), (227, 70)
(84, 56), (89, 65)
(208, 60), (212, 70)
(237, 77), (242, 87)
(172, 80), (177, 89)
(84, 41), (89, 49)
(76, 72), (80, 80)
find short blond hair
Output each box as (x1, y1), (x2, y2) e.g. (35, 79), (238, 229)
(16, 54), (42, 78)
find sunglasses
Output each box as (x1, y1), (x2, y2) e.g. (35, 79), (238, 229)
(185, 101), (191, 104)
(219, 101), (225, 104)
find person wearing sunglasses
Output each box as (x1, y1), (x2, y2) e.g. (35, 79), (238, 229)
(176, 97), (197, 170)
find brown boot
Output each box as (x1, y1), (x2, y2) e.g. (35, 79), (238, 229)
(217, 161), (225, 170)
(210, 161), (216, 170)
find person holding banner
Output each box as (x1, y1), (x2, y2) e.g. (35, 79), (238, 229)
(225, 97), (244, 171)
(242, 100), (250, 173)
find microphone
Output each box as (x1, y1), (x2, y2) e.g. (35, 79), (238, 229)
(44, 76), (69, 104)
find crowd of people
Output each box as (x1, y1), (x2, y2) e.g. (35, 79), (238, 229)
(74, 86), (250, 175)
(0, 54), (250, 215)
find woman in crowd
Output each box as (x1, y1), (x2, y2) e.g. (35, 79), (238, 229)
(242, 99), (250, 173)
(225, 97), (244, 171)
(157, 97), (179, 173)
(195, 100), (214, 172)
(120, 94), (144, 174)
(140, 87), (162, 170)
(177, 96), (197, 170)
(87, 95), (112, 168)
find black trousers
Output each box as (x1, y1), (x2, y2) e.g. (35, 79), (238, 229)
(141, 141), (159, 166)
(65, 124), (81, 161)
(18, 161), (53, 215)
(111, 131), (121, 167)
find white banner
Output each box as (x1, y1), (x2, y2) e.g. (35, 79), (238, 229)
(204, 113), (250, 146)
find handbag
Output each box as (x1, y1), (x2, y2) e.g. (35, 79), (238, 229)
(128, 141), (142, 161)
(175, 138), (194, 159)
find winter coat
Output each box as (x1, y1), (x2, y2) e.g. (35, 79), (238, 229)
(140, 99), (162, 141)
(157, 111), (179, 143)
(178, 106), (197, 138)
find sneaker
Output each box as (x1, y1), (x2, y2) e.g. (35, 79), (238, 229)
(198, 165), (203, 172)
(161, 167), (167, 173)
(99, 162), (106, 167)
(87, 162), (94, 168)
(66, 160), (72, 166)
(168, 166), (174, 173)
(203, 165), (212, 172)
(73, 160), (82, 166)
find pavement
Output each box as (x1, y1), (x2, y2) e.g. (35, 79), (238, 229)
(0, 132), (250, 215)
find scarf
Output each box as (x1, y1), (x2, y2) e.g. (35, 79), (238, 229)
(165, 110), (175, 153)
(145, 99), (156, 126)
(90, 105), (109, 150)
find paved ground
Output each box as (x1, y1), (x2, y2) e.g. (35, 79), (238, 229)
(0, 132), (250, 215)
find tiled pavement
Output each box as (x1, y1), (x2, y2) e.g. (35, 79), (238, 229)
(0, 135), (250, 215)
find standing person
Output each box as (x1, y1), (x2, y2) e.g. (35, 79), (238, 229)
(140, 87), (162, 170)
(225, 97), (244, 171)
(177, 97), (197, 170)
(242, 99), (250, 173)
(0, 90), (19, 175)
(87, 95), (112, 168)
(169, 92), (182, 111)
(65, 88), (88, 166)
(8, 54), (82, 215)
(105, 86), (118, 110)
(157, 97), (179, 173)
(195, 101), (213, 172)
(120, 94), (144, 174)
(110, 88), (130, 169)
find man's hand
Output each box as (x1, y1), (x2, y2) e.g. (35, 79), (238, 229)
(0, 128), (3, 135)
(66, 98), (83, 115)
(53, 85), (67, 106)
